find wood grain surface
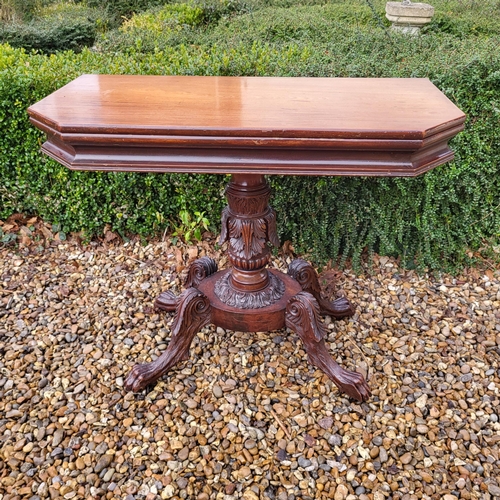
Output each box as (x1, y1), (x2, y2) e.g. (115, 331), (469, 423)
(28, 75), (465, 176)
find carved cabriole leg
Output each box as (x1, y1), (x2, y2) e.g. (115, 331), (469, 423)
(125, 287), (211, 392)
(184, 257), (218, 288)
(288, 259), (355, 319)
(285, 292), (371, 402)
(155, 257), (218, 312)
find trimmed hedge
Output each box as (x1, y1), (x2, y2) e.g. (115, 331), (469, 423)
(0, 3), (101, 54)
(0, 19), (96, 54)
(1, 0), (500, 270)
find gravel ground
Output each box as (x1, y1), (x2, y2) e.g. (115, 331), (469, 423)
(1, 223), (500, 500)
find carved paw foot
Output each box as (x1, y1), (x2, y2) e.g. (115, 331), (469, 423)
(125, 288), (211, 392)
(327, 364), (371, 402)
(124, 362), (162, 392)
(285, 291), (370, 402)
(288, 259), (355, 319)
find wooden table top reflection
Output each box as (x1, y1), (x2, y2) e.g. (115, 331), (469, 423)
(28, 74), (465, 177)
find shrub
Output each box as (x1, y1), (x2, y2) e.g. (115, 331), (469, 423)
(84, 0), (167, 19)
(0, 0), (41, 22)
(203, 4), (379, 46)
(0, 3), (100, 53)
(1, 0), (500, 270)
(97, 0), (248, 52)
(0, 19), (97, 53)
(121, 3), (204, 30)
(99, 2), (206, 52)
(425, 0), (500, 37)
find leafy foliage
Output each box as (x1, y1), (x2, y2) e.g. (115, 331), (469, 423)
(0, 19), (96, 53)
(99, 2), (205, 52)
(0, 3), (99, 53)
(172, 210), (210, 244)
(1, 0), (500, 270)
(121, 3), (204, 30)
(84, 0), (168, 20)
(0, 0), (41, 22)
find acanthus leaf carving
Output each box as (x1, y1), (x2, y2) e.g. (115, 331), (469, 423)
(228, 217), (267, 260)
(214, 271), (285, 308)
(266, 209), (280, 248)
(285, 292), (326, 342)
(220, 207), (278, 262)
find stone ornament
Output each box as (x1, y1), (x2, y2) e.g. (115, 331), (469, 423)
(386, 0), (435, 34)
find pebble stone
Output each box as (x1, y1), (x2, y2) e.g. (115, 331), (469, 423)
(0, 226), (500, 500)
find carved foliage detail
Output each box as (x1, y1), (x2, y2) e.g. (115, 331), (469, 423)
(219, 179), (279, 262)
(266, 209), (280, 248)
(214, 271), (285, 309)
(225, 187), (269, 215)
(171, 288), (211, 340)
(229, 217), (267, 260)
(154, 290), (178, 312)
(285, 292), (326, 342)
(288, 259), (322, 295)
(219, 207), (279, 260)
(219, 207), (230, 246)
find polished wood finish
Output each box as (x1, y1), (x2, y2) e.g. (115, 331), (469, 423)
(28, 75), (465, 176)
(198, 269), (302, 333)
(29, 75), (465, 401)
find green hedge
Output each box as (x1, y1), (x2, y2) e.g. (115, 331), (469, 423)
(0, 18), (97, 54)
(0, 2), (104, 54)
(1, 0), (500, 270)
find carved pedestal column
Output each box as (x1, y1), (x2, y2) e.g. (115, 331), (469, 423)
(215, 174), (284, 309)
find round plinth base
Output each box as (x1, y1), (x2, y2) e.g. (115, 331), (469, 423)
(197, 269), (302, 332)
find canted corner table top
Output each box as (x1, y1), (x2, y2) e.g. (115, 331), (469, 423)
(28, 75), (465, 176)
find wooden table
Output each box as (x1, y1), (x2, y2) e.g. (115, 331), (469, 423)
(28, 75), (465, 401)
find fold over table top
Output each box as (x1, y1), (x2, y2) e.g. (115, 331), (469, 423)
(28, 75), (465, 177)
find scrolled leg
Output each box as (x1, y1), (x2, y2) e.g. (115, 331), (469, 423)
(154, 257), (217, 312)
(185, 257), (218, 288)
(285, 292), (370, 402)
(155, 290), (177, 312)
(125, 287), (211, 392)
(288, 259), (355, 319)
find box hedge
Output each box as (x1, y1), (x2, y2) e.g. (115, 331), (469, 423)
(1, 0), (499, 270)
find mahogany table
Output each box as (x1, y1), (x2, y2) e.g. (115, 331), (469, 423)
(28, 75), (465, 401)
